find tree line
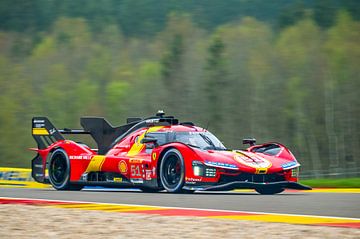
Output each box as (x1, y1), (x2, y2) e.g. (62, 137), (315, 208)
(0, 7), (359, 178)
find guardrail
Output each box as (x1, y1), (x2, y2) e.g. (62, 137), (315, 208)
(0, 167), (49, 188)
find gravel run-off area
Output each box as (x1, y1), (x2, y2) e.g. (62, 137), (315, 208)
(0, 204), (359, 239)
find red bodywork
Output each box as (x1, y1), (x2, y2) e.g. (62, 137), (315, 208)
(31, 115), (308, 192)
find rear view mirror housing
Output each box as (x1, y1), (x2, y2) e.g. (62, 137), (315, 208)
(243, 138), (256, 146)
(141, 136), (158, 145)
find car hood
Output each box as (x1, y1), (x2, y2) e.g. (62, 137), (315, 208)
(196, 149), (300, 174)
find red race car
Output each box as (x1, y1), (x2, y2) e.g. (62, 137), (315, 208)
(30, 111), (311, 194)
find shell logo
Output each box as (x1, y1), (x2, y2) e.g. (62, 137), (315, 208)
(119, 160), (127, 173)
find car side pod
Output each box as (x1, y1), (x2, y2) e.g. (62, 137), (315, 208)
(188, 181), (312, 192)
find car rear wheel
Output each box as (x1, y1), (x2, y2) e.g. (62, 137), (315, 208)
(255, 187), (284, 195)
(48, 148), (83, 191)
(159, 149), (185, 193)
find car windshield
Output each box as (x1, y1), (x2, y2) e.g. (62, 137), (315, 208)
(174, 131), (226, 150)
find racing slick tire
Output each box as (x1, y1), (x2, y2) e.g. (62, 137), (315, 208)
(159, 148), (185, 193)
(255, 187), (284, 195)
(48, 148), (83, 191)
(139, 187), (162, 193)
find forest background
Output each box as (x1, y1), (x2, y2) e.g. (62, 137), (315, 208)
(0, 0), (359, 178)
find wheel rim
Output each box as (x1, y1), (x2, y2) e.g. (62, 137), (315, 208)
(163, 154), (182, 188)
(50, 154), (67, 185)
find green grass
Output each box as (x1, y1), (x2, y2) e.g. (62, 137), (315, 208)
(300, 178), (360, 188)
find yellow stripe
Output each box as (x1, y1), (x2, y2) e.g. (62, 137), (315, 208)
(210, 214), (360, 225)
(50, 203), (162, 212)
(0, 167), (32, 172)
(127, 126), (164, 156)
(305, 188), (360, 193)
(32, 128), (49, 135)
(85, 155), (106, 172)
(233, 188), (360, 193)
(0, 180), (50, 188)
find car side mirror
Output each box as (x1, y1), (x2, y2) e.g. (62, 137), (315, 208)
(141, 137), (158, 145)
(243, 138), (256, 146)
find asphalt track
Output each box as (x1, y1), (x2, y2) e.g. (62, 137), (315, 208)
(0, 188), (359, 218)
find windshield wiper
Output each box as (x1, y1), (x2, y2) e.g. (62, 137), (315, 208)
(204, 146), (227, 151)
(200, 134), (227, 150)
(186, 143), (201, 149)
(200, 133), (216, 148)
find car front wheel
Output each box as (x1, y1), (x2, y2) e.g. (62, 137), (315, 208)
(255, 187), (284, 195)
(159, 149), (185, 193)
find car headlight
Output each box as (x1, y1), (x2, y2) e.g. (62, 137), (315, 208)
(193, 165), (204, 176)
(192, 161), (216, 177)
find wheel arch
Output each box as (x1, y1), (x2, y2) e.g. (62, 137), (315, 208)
(156, 146), (177, 188)
(46, 146), (63, 170)
(48, 147), (71, 189)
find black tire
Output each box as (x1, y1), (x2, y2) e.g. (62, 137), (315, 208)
(140, 187), (161, 193)
(159, 149), (185, 193)
(181, 189), (195, 194)
(48, 148), (83, 191)
(255, 187), (284, 195)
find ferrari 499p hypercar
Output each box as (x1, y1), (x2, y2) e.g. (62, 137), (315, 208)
(30, 111), (311, 194)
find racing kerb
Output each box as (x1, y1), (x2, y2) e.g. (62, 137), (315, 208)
(1, 167), (360, 229)
(0, 197), (359, 229)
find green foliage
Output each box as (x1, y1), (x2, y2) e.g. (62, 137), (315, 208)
(0, 4), (358, 179)
(301, 178), (360, 188)
(204, 35), (227, 134)
(1, 1), (359, 36)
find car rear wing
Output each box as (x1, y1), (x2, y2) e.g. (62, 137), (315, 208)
(32, 117), (67, 149)
(32, 113), (179, 154)
(31, 116), (140, 155)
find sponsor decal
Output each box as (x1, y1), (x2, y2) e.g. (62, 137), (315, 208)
(0, 170), (32, 181)
(185, 177), (202, 182)
(255, 168), (268, 174)
(69, 155), (92, 160)
(281, 161), (299, 169)
(233, 151), (272, 169)
(145, 170), (152, 180)
(145, 119), (160, 124)
(113, 177), (123, 182)
(152, 153), (157, 161)
(130, 178), (143, 184)
(204, 161), (238, 169)
(33, 164), (43, 169)
(129, 158), (144, 163)
(119, 160), (127, 173)
(34, 123), (45, 128)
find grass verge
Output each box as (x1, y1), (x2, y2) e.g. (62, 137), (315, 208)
(300, 178), (360, 188)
